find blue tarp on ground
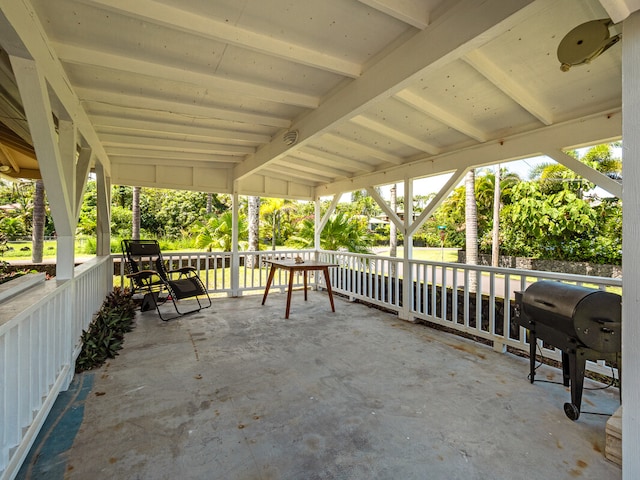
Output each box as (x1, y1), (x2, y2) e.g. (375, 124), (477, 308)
(16, 373), (94, 480)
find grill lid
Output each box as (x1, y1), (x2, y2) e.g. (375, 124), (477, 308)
(521, 281), (621, 353)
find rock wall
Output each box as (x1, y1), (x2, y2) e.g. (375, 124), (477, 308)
(457, 251), (622, 278)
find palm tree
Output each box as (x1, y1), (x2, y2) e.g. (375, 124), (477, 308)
(350, 189), (381, 218)
(247, 196), (260, 268)
(260, 198), (294, 250)
(132, 186), (141, 240)
(530, 161), (581, 195)
(32, 179), (45, 263)
(474, 168), (521, 265)
(288, 212), (372, 253)
(582, 143), (622, 181)
(465, 170), (478, 292)
(530, 143), (621, 196)
(0, 216), (26, 238)
(389, 184), (397, 258)
(389, 184), (398, 277)
(492, 165), (500, 267)
(193, 211), (247, 252)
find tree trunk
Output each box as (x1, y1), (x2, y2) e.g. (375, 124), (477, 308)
(491, 165), (501, 267)
(390, 184), (397, 277)
(206, 193), (212, 214)
(132, 186), (141, 240)
(465, 170), (478, 292)
(247, 196), (260, 268)
(271, 212), (280, 251)
(31, 179), (45, 263)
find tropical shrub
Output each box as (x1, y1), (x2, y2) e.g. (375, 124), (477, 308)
(75, 287), (137, 372)
(500, 182), (619, 262)
(191, 211), (248, 251)
(287, 211), (372, 253)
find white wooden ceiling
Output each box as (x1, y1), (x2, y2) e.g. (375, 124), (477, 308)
(0, 0), (629, 199)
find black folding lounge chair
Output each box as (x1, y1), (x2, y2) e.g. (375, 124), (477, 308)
(121, 239), (212, 321)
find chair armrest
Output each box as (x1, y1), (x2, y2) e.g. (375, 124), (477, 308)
(126, 270), (161, 280)
(167, 266), (197, 276)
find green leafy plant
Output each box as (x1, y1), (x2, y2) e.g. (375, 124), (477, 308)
(75, 286), (137, 373)
(287, 211), (372, 253)
(191, 211), (248, 252)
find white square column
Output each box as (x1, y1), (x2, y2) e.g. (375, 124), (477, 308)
(622, 10), (640, 479)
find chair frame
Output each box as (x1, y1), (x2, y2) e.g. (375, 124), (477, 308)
(121, 239), (212, 321)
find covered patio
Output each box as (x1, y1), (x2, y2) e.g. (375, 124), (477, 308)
(20, 293), (621, 479)
(1, 0), (639, 478)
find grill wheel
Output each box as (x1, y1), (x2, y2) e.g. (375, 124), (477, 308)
(564, 402), (580, 421)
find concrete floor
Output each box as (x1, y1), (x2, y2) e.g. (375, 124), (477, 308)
(29, 292), (622, 479)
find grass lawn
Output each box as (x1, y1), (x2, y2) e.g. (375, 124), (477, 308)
(2, 241), (60, 260)
(3, 241), (459, 262)
(373, 247), (459, 263)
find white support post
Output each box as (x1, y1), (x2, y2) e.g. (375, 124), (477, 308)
(55, 235), (75, 281)
(318, 194), (340, 234)
(56, 121), (77, 280)
(74, 147), (93, 218)
(367, 187), (403, 231)
(400, 178), (413, 321)
(56, 120), (78, 281)
(544, 148), (622, 198)
(622, 10), (640, 479)
(10, 55), (78, 280)
(231, 189), (240, 297)
(95, 161), (111, 258)
(58, 119), (77, 208)
(315, 193), (340, 260)
(407, 168), (468, 237)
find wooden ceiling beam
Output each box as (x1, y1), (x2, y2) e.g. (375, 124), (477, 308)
(99, 133), (254, 155)
(395, 89), (488, 142)
(78, 89), (290, 128)
(323, 133), (404, 165)
(357, 0), (430, 29)
(464, 50), (554, 126)
(56, 43), (319, 108)
(296, 148), (376, 173)
(79, 0), (362, 77)
(350, 114), (440, 154)
(92, 116), (269, 144)
(105, 147), (241, 163)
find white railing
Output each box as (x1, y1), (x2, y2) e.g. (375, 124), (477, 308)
(115, 249), (317, 295)
(237, 250), (317, 294)
(0, 256), (111, 480)
(319, 251), (621, 378)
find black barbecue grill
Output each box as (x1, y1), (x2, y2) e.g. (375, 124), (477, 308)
(514, 280), (621, 420)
